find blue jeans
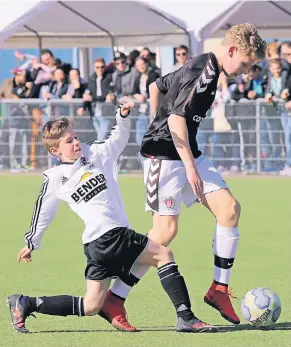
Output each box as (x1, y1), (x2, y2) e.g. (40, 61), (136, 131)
(93, 117), (110, 141)
(135, 113), (149, 145)
(260, 117), (282, 170)
(281, 114), (291, 167)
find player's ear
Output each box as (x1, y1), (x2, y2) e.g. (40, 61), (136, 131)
(228, 46), (237, 57)
(49, 146), (59, 157)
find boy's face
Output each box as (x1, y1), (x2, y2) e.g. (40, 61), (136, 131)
(50, 126), (82, 162)
(223, 47), (256, 78)
(269, 63), (281, 77)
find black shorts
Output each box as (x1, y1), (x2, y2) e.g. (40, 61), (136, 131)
(84, 227), (148, 281)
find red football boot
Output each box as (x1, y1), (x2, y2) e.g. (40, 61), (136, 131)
(204, 282), (240, 325)
(98, 290), (137, 332)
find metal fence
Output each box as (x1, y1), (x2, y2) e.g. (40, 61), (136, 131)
(0, 98), (290, 173)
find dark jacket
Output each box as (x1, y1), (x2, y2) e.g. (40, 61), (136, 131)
(86, 72), (113, 102)
(132, 70), (160, 98)
(48, 80), (69, 98)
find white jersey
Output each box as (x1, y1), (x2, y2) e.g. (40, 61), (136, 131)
(25, 108), (131, 250)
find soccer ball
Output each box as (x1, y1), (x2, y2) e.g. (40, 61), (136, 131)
(241, 288), (281, 327)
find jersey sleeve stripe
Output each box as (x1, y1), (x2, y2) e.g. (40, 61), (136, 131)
(24, 179), (49, 250)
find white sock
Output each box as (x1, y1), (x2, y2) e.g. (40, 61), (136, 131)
(111, 264), (151, 300)
(213, 224), (239, 285)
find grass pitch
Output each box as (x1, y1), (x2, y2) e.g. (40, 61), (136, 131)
(0, 175), (290, 347)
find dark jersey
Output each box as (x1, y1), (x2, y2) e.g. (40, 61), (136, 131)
(140, 52), (220, 160)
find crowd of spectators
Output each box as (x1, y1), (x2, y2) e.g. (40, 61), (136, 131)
(1, 41), (291, 175)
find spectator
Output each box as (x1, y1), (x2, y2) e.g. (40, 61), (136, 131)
(280, 41), (291, 70)
(14, 49), (58, 98)
(62, 68), (87, 100)
(77, 58), (115, 141)
(140, 47), (160, 75)
(173, 45), (189, 71)
(40, 67), (68, 100)
(133, 57), (159, 102)
(262, 58), (286, 172)
(133, 57), (159, 145)
(127, 49), (140, 69)
(112, 52), (137, 101)
(279, 74), (291, 175)
(6, 71), (32, 171)
(231, 65), (267, 101)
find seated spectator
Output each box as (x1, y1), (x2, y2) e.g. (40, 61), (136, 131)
(172, 45), (189, 71)
(127, 49), (140, 69)
(77, 58), (115, 141)
(62, 68), (87, 100)
(231, 65), (267, 101)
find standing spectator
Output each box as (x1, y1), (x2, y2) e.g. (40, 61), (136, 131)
(7, 71), (32, 171)
(280, 41), (291, 70)
(112, 52), (137, 101)
(77, 58), (115, 141)
(262, 59), (287, 172)
(140, 47), (160, 76)
(279, 74), (291, 175)
(133, 57), (159, 145)
(172, 45), (189, 71)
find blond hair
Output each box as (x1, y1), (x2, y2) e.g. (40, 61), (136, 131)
(42, 117), (70, 152)
(266, 41), (281, 58)
(223, 23), (267, 61)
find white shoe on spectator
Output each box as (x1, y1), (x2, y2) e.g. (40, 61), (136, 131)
(279, 166), (291, 176)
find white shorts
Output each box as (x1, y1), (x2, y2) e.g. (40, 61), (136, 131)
(141, 155), (228, 215)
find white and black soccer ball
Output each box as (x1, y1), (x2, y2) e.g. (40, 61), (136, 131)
(241, 288), (281, 327)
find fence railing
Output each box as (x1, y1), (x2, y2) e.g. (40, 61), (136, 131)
(0, 98), (290, 174)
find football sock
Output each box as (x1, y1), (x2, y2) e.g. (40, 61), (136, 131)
(111, 264), (150, 300)
(213, 224), (239, 286)
(158, 262), (194, 321)
(21, 295), (85, 317)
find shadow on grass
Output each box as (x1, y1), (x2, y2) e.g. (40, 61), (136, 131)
(31, 322), (291, 334)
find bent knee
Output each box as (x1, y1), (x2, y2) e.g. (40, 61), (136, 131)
(223, 197), (241, 222)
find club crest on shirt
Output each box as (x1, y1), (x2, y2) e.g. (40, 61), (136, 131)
(164, 196), (176, 210)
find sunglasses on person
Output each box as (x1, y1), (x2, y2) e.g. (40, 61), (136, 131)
(115, 60), (126, 66)
(95, 65), (105, 70)
(176, 52), (187, 57)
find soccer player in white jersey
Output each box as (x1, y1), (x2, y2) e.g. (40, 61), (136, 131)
(102, 24), (267, 328)
(7, 103), (218, 334)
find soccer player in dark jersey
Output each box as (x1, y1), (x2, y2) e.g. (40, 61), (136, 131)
(98, 24), (267, 331)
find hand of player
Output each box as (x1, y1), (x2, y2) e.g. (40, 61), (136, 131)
(17, 247), (32, 264)
(186, 166), (205, 204)
(120, 101), (135, 116)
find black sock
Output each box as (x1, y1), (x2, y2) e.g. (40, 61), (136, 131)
(158, 262), (194, 321)
(21, 295), (85, 317)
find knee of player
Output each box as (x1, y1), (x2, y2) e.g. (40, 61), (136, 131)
(225, 197), (241, 220)
(160, 218), (179, 245)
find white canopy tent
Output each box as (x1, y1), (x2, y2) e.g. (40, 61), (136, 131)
(198, 1), (291, 52)
(0, 0), (192, 50)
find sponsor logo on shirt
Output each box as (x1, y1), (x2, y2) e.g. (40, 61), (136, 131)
(71, 172), (107, 203)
